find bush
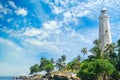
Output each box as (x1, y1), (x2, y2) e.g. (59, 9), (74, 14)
(77, 59), (115, 80)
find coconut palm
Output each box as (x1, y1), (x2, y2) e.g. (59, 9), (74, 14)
(81, 48), (87, 60)
(93, 39), (100, 47)
(104, 43), (117, 60)
(76, 55), (81, 61)
(90, 40), (103, 59)
(55, 58), (65, 71)
(61, 55), (66, 62)
(55, 55), (66, 71)
(117, 39), (120, 47)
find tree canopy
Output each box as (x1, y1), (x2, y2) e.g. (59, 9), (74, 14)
(39, 58), (54, 73)
(67, 59), (80, 71)
(30, 64), (39, 74)
(55, 55), (66, 71)
(29, 39), (120, 80)
(77, 59), (115, 80)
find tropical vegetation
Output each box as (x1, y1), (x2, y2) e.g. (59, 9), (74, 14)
(29, 39), (120, 80)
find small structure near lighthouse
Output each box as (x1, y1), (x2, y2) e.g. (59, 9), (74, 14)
(99, 7), (112, 49)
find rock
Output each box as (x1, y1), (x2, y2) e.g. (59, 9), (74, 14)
(53, 75), (69, 80)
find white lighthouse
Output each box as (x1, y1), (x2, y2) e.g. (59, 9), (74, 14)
(99, 7), (112, 49)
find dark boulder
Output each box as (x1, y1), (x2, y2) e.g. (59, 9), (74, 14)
(53, 75), (69, 80)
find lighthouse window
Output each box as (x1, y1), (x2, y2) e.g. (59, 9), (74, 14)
(105, 30), (108, 33)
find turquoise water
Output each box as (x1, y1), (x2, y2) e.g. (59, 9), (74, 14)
(0, 77), (13, 80)
(0, 76), (23, 80)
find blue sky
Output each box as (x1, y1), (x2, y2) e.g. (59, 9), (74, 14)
(0, 0), (120, 76)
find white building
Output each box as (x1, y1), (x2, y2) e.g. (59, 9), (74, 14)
(99, 7), (112, 49)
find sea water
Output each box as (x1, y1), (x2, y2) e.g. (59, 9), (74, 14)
(0, 76), (13, 80)
(0, 76), (24, 80)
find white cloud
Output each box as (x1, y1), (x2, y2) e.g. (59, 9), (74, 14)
(52, 6), (64, 14)
(4, 20), (61, 38)
(43, 20), (59, 30)
(8, 1), (17, 9)
(0, 4), (13, 15)
(1, 20), (97, 57)
(43, 0), (120, 26)
(63, 11), (72, 18)
(1, 0), (120, 76)
(15, 8), (28, 17)
(23, 28), (43, 36)
(1, 0), (119, 59)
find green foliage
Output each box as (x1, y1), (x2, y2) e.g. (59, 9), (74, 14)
(89, 40), (103, 59)
(81, 48), (87, 60)
(80, 39), (120, 79)
(61, 55), (66, 61)
(104, 40), (120, 79)
(94, 59), (115, 75)
(81, 48), (87, 55)
(55, 55), (66, 71)
(39, 58), (54, 73)
(117, 39), (120, 47)
(30, 64), (39, 74)
(77, 59), (115, 80)
(29, 39), (120, 80)
(76, 55), (81, 61)
(67, 59), (80, 71)
(116, 40), (120, 72)
(111, 71), (120, 79)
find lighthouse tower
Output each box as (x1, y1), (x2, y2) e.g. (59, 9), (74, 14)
(99, 7), (112, 49)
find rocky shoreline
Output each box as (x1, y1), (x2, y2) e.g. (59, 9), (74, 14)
(13, 73), (80, 80)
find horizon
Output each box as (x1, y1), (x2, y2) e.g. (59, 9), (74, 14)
(0, 0), (120, 76)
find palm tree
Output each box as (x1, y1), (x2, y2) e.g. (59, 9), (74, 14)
(90, 46), (102, 59)
(116, 48), (120, 72)
(92, 40), (117, 60)
(55, 55), (66, 71)
(89, 40), (103, 59)
(93, 39), (100, 47)
(108, 41), (120, 79)
(114, 40), (120, 72)
(55, 58), (65, 71)
(104, 43), (117, 60)
(105, 43), (116, 53)
(83, 40), (116, 60)
(76, 55), (81, 61)
(81, 48), (87, 60)
(117, 39), (120, 47)
(61, 55), (66, 62)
